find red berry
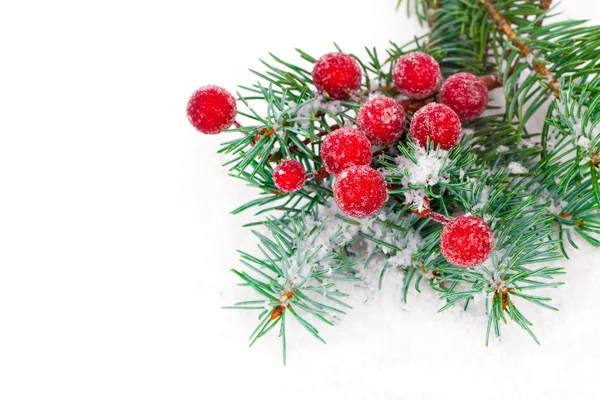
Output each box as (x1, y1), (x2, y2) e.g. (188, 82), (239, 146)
(312, 53), (362, 100)
(272, 160), (307, 193)
(409, 102), (462, 150)
(439, 72), (489, 121)
(440, 215), (494, 268)
(393, 52), (442, 99)
(187, 85), (237, 134)
(333, 165), (388, 219)
(357, 96), (406, 146)
(320, 127), (372, 175)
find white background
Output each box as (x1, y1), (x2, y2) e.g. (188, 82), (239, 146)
(1, 1), (600, 399)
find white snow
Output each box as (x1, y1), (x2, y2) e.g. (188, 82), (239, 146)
(508, 161), (528, 174)
(297, 94), (343, 117)
(403, 188), (428, 212)
(395, 146), (448, 187)
(386, 232), (422, 267)
(547, 198), (568, 215)
(472, 184), (490, 211)
(576, 135), (591, 150)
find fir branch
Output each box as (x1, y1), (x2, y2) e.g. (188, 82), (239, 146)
(483, 0), (559, 97)
(215, 0), (600, 359)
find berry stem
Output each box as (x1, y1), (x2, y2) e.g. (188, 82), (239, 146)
(234, 120), (243, 129)
(481, 74), (503, 91)
(398, 73), (501, 115)
(409, 197), (452, 224)
(426, 1), (441, 28)
(427, 212), (452, 225)
(314, 166), (330, 181)
(398, 97), (435, 113)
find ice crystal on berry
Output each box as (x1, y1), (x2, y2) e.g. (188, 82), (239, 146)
(321, 127), (373, 175)
(357, 96), (406, 146)
(273, 160), (307, 193)
(439, 72), (489, 121)
(186, 85), (237, 134)
(333, 165), (388, 218)
(312, 53), (362, 100)
(409, 102), (462, 150)
(440, 215), (494, 268)
(392, 52), (442, 99)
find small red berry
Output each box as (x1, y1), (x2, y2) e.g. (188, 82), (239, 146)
(409, 102), (462, 150)
(357, 96), (406, 146)
(439, 72), (489, 121)
(333, 165), (388, 219)
(187, 85), (237, 134)
(272, 160), (307, 193)
(440, 215), (494, 268)
(393, 52), (442, 99)
(312, 53), (362, 100)
(320, 127), (372, 175)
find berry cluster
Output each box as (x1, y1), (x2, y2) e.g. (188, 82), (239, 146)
(186, 51), (495, 267)
(321, 126), (387, 218)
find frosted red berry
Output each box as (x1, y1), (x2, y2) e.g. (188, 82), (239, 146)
(320, 127), (372, 175)
(312, 53), (362, 100)
(187, 85), (237, 134)
(333, 165), (388, 219)
(393, 52), (442, 99)
(409, 102), (462, 150)
(440, 215), (494, 268)
(272, 160), (307, 193)
(357, 96), (406, 146)
(439, 72), (489, 121)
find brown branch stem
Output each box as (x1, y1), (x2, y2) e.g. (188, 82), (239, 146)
(483, 0), (559, 98)
(536, 0), (552, 27)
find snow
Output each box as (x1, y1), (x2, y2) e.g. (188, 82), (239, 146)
(395, 146), (449, 187)
(297, 94), (343, 117)
(576, 135), (591, 150)
(403, 188), (428, 212)
(472, 184), (490, 211)
(547, 198), (568, 215)
(220, 235), (600, 399)
(386, 232), (422, 267)
(305, 200), (362, 249)
(508, 161), (528, 174)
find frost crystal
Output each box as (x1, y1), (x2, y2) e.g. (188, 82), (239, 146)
(576, 136), (591, 150)
(403, 189), (428, 212)
(395, 146), (448, 187)
(508, 162), (528, 174)
(472, 185), (490, 211)
(296, 95), (343, 118)
(386, 232), (422, 267)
